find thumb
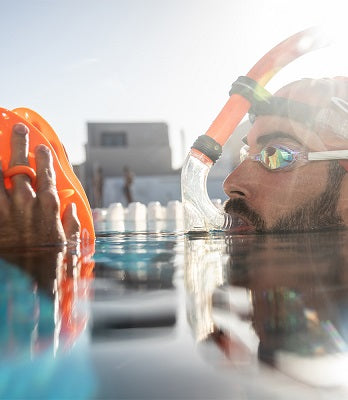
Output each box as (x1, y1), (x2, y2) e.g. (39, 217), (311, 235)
(62, 203), (81, 244)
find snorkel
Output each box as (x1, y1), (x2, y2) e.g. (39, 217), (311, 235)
(181, 27), (328, 233)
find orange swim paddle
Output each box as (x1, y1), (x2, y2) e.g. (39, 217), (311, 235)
(0, 107), (95, 243)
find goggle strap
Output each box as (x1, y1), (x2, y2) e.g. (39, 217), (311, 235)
(308, 150), (348, 161)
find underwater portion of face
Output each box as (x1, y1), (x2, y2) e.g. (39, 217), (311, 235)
(223, 78), (348, 233)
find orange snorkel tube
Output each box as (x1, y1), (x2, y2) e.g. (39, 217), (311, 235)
(0, 107), (95, 243)
(181, 27), (329, 232)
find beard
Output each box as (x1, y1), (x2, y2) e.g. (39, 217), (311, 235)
(224, 162), (346, 233)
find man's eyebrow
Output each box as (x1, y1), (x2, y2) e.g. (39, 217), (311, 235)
(256, 131), (303, 146)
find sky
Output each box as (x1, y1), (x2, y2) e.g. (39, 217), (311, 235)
(1, 0), (347, 168)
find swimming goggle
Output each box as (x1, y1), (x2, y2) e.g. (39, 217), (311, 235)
(240, 144), (348, 171)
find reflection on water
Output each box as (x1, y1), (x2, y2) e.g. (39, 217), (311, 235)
(186, 230), (348, 392)
(228, 231), (348, 387)
(1, 229), (348, 398)
(92, 232), (179, 336)
(0, 247), (96, 399)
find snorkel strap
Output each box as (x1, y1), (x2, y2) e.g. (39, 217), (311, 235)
(231, 76), (348, 141)
(229, 76), (272, 104)
(229, 76), (320, 127)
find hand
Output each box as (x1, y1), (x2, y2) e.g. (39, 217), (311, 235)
(0, 123), (80, 248)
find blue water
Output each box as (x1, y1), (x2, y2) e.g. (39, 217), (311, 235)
(1, 229), (348, 399)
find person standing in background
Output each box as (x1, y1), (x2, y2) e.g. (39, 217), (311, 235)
(93, 165), (104, 208)
(123, 166), (134, 206)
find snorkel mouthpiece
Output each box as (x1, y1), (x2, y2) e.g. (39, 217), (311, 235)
(181, 27), (329, 233)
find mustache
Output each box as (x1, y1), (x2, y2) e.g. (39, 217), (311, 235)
(224, 198), (266, 231)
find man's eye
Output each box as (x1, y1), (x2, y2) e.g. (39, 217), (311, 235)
(260, 146), (294, 169)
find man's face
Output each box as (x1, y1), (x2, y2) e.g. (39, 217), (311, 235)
(223, 115), (346, 232)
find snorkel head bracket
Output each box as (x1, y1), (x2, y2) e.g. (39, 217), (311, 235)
(191, 135), (223, 164)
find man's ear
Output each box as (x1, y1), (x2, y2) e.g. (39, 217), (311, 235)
(339, 160), (348, 171)
(338, 174), (348, 226)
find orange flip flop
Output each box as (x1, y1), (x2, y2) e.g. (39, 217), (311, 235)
(0, 107), (95, 243)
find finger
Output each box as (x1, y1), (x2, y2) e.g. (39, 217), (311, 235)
(9, 123), (33, 189)
(10, 123), (30, 165)
(35, 144), (56, 193)
(62, 202), (81, 244)
(0, 161), (10, 212)
(35, 144), (62, 221)
(0, 161), (5, 193)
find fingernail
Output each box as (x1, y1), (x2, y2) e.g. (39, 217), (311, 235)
(71, 202), (77, 216)
(14, 123), (29, 135)
(36, 144), (50, 153)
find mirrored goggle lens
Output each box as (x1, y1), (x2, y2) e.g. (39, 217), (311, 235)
(260, 146), (294, 170)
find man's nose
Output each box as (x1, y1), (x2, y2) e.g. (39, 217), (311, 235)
(223, 161), (252, 198)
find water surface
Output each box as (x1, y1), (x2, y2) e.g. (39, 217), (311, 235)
(1, 228), (348, 399)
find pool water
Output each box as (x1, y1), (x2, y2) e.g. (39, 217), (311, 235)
(1, 228), (348, 399)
